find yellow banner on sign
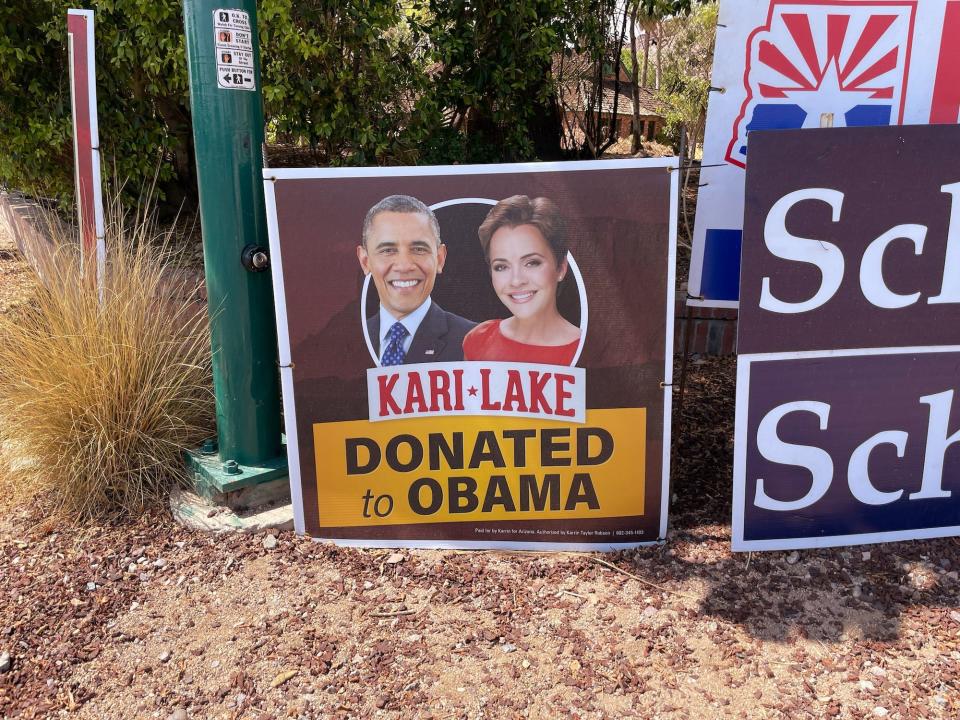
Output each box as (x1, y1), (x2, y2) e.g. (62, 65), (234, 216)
(312, 408), (646, 527)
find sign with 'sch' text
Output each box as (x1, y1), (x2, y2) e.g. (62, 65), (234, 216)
(264, 160), (677, 549)
(733, 124), (960, 551)
(689, 0), (960, 308)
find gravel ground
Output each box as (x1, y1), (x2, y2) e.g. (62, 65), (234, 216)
(0, 214), (33, 314)
(1, 216), (959, 719)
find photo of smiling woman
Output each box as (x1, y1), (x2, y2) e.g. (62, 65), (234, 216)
(462, 195), (581, 365)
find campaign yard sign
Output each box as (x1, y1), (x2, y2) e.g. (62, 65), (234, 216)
(264, 159), (678, 549)
(733, 125), (960, 551)
(689, 0), (960, 308)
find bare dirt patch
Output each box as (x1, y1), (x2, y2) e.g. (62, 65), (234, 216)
(0, 218), (34, 314)
(0, 208), (957, 720)
(3, 505), (959, 720)
(1, 358), (958, 719)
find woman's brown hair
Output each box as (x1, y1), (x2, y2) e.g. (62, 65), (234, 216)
(478, 195), (568, 267)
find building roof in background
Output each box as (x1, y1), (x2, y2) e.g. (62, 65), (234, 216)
(564, 79), (667, 118)
(597, 82), (665, 117)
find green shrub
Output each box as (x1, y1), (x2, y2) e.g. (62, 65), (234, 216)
(419, 0), (621, 162)
(259, 0), (431, 166)
(0, 1), (189, 208)
(0, 0), (625, 210)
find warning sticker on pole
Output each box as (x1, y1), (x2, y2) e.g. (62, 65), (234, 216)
(213, 9), (255, 91)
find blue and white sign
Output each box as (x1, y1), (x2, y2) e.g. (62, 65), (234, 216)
(689, 0), (960, 308)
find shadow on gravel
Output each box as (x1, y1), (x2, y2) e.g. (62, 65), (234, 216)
(601, 355), (960, 644)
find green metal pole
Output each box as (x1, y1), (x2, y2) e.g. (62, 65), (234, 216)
(182, 0), (284, 492)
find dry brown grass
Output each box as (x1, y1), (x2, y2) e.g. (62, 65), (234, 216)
(0, 204), (213, 520)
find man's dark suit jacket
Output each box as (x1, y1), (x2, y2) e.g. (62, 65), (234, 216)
(368, 301), (476, 364)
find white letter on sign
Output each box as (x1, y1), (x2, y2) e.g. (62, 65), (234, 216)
(928, 181), (960, 305)
(859, 224), (927, 309)
(754, 401), (833, 511)
(760, 189), (845, 314)
(847, 430), (907, 505)
(910, 389), (959, 500)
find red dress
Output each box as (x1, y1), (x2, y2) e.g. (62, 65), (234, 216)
(462, 319), (579, 365)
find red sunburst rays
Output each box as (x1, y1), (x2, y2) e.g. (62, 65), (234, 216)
(757, 11), (899, 97)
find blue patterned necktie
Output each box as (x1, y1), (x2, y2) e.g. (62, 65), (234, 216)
(382, 321), (409, 366)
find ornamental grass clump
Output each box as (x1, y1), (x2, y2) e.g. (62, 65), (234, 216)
(0, 205), (213, 520)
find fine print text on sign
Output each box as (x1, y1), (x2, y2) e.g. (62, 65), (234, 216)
(264, 160), (677, 550)
(733, 125), (960, 551)
(214, 9), (255, 91)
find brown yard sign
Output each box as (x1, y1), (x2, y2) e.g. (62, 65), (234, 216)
(264, 160), (678, 549)
(734, 125), (960, 551)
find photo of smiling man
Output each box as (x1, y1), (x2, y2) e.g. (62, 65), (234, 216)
(358, 195), (476, 366)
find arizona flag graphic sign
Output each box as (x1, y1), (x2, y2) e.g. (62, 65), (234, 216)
(689, 0), (960, 308)
(727, 6), (915, 165)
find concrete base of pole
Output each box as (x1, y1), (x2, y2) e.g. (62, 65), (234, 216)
(170, 477), (293, 533)
(185, 445), (288, 498)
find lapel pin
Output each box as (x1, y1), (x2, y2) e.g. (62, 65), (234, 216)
(424, 349), (435, 355)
